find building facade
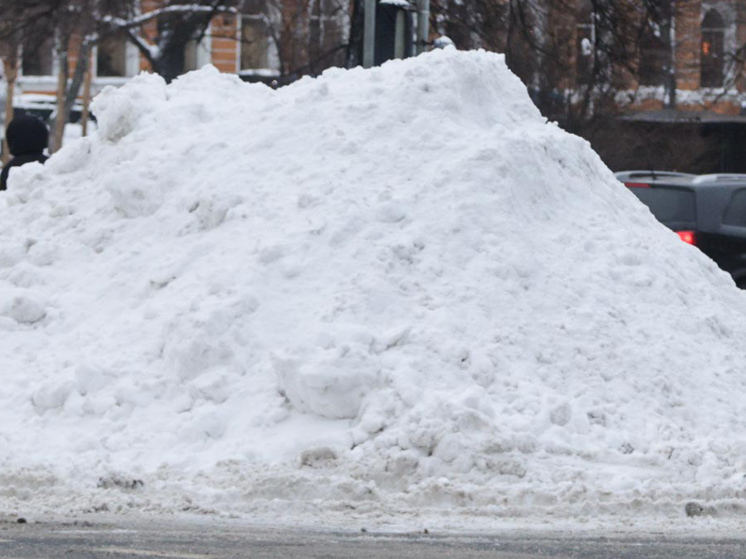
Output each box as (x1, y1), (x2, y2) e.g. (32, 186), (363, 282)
(14, 0), (348, 111)
(571, 0), (746, 115)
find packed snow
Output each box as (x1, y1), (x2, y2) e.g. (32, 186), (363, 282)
(2, 48), (746, 530)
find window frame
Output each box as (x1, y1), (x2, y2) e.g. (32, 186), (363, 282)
(700, 9), (726, 88)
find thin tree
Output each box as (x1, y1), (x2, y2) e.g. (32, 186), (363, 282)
(0, 0), (61, 161)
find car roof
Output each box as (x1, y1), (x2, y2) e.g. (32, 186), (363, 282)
(615, 171), (746, 189)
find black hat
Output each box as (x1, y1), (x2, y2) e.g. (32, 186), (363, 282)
(6, 114), (49, 156)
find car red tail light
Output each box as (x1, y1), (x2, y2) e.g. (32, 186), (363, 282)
(625, 182), (650, 188)
(677, 230), (696, 245)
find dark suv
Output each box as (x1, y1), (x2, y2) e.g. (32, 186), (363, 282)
(617, 170), (746, 288)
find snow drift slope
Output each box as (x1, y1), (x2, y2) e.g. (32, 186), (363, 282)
(2, 49), (746, 523)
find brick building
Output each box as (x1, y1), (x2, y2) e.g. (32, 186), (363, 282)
(9, 0), (746, 170)
(615, 0), (746, 116)
(14, 0), (347, 109)
(19, 1), (744, 118)
(547, 0), (746, 172)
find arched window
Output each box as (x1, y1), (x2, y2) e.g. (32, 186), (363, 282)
(701, 9), (725, 88)
(576, 0), (594, 85)
(22, 35), (54, 76)
(240, 0), (269, 71)
(639, 19), (667, 86)
(97, 32), (128, 77)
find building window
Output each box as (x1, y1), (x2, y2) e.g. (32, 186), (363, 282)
(183, 35), (211, 73)
(97, 33), (128, 77)
(240, 16), (269, 70)
(701, 9), (725, 88)
(638, 19), (668, 86)
(575, 0), (594, 85)
(184, 39), (199, 72)
(22, 35), (54, 76)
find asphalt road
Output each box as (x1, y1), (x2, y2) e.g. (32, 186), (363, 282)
(0, 518), (745, 559)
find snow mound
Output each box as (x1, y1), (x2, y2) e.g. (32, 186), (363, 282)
(2, 49), (746, 526)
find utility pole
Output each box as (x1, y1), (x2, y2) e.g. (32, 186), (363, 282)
(363, 0), (376, 68)
(667, 0), (677, 109)
(416, 0), (430, 55)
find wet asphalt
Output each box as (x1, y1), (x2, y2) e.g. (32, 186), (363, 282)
(0, 518), (745, 559)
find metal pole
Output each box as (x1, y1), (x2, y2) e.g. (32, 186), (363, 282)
(363, 0), (376, 68)
(416, 0), (430, 55)
(667, 1), (677, 109)
(394, 10), (405, 59)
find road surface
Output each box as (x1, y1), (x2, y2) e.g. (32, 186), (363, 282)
(0, 518), (744, 558)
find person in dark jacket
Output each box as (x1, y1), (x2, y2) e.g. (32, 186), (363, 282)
(0, 115), (49, 191)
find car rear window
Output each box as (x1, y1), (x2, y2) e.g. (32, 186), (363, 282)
(628, 187), (697, 225)
(722, 189), (746, 226)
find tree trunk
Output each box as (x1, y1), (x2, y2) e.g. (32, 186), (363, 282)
(155, 45), (186, 84)
(2, 58), (17, 165)
(52, 49), (69, 153)
(81, 58), (93, 137)
(155, 16), (203, 84)
(61, 41), (92, 133)
(65, 48), (89, 118)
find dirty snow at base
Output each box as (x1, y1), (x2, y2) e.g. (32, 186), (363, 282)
(1, 48), (746, 531)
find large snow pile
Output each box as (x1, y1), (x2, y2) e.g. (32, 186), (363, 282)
(2, 49), (746, 526)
